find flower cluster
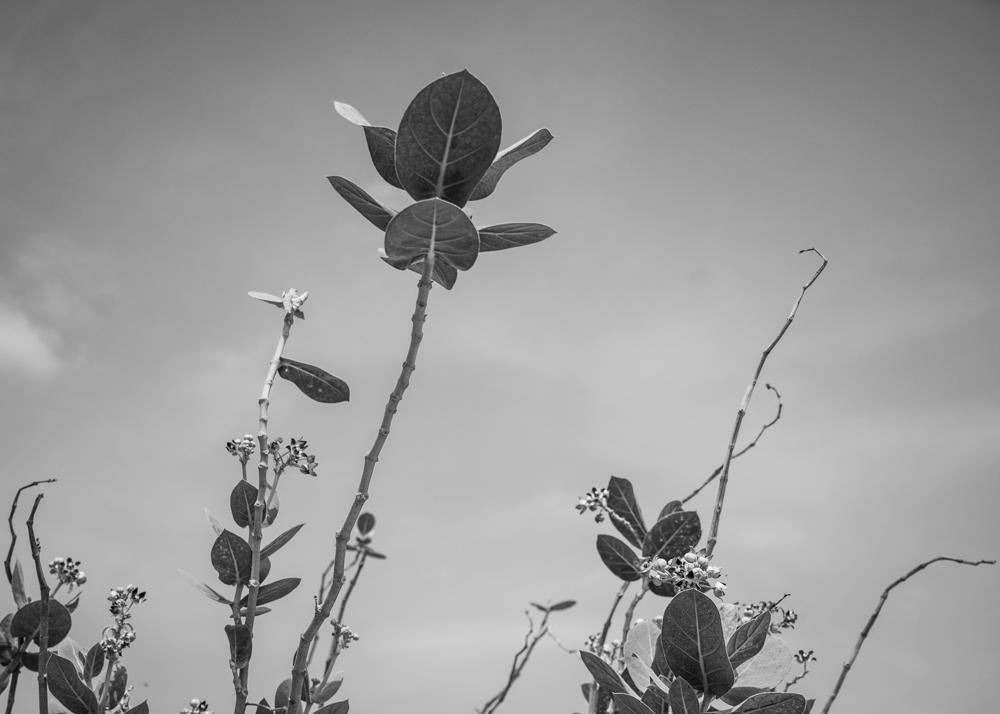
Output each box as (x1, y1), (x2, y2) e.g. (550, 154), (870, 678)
(330, 622), (360, 651)
(575, 487), (610, 523)
(101, 585), (146, 657)
(738, 600), (799, 632)
(48, 557), (86, 590)
(584, 633), (622, 665)
(268, 436), (318, 476)
(644, 549), (727, 598)
(225, 434), (256, 464)
(795, 648), (817, 665)
(180, 700), (213, 714)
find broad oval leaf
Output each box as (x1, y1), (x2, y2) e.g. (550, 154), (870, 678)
(734, 632), (793, 690)
(384, 198), (479, 271)
(624, 620), (660, 692)
(83, 643), (104, 683)
(315, 701), (349, 714)
(226, 624), (253, 668)
(240, 578), (301, 607)
(657, 500), (683, 520)
(606, 476), (647, 549)
(357, 512), (375, 535)
(477, 223), (555, 252)
(596, 534), (643, 582)
(469, 127), (554, 201)
(722, 686), (770, 707)
(313, 672), (344, 704)
(261, 523), (305, 560)
(579, 651), (627, 694)
(382, 253), (460, 289)
(278, 357), (350, 404)
(46, 654), (100, 714)
(661, 589), (734, 696)
(647, 579), (677, 598)
(612, 692), (656, 714)
(11, 600), (72, 646)
(727, 611), (771, 669)
(642, 511), (701, 560)
(732, 691), (807, 713)
(641, 684), (670, 714)
(210, 530), (253, 586)
(230, 480), (258, 529)
(668, 676), (701, 714)
(394, 69), (501, 206)
(328, 176), (396, 231)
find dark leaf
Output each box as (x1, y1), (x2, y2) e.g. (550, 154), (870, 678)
(278, 358), (350, 404)
(722, 686), (770, 706)
(579, 651), (627, 694)
(327, 176), (396, 231)
(11, 559), (27, 608)
(661, 589), (734, 696)
(313, 672), (343, 703)
(732, 692), (807, 713)
(178, 569), (232, 605)
(385, 254), (460, 289)
(315, 701), (349, 714)
(612, 692), (656, 714)
(642, 511), (701, 560)
(477, 223), (556, 252)
(230, 480), (258, 529)
(357, 513), (375, 535)
(22, 651), (39, 671)
(261, 524), (305, 559)
(46, 654), (100, 714)
(364, 549), (387, 559)
(83, 643), (104, 683)
(727, 611), (771, 669)
(210, 530), (253, 586)
(606, 476), (647, 549)
(641, 684), (670, 714)
(596, 535), (643, 582)
(657, 501), (683, 520)
(226, 624), (253, 668)
(275, 679), (292, 708)
(648, 579), (677, 598)
(264, 490), (279, 527)
(364, 127), (402, 189)
(240, 578), (301, 607)
(11, 599), (72, 646)
(667, 676), (701, 714)
(394, 69), (502, 206)
(105, 664), (128, 709)
(384, 198), (479, 271)
(548, 600), (576, 612)
(804, 699), (815, 713)
(581, 682), (593, 704)
(63, 592), (81, 614)
(469, 127), (554, 201)
(124, 703), (149, 714)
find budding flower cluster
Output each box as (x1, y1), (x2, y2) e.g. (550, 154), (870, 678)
(180, 699), (213, 714)
(738, 600), (799, 632)
(575, 487), (610, 523)
(48, 557), (87, 589)
(101, 585), (146, 658)
(794, 649), (817, 664)
(331, 622), (360, 650)
(225, 434), (256, 463)
(584, 633), (623, 665)
(268, 436), (318, 476)
(644, 549), (727, 598)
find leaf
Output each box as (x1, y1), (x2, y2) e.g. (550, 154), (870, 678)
(11, 559), (27, 608)
(641, 684), (670, 714)
(313, 672), (344, 703)
(667, 676), (701, 714)
(178, 569), (233, 605)
(612, 692), (656, 714)
(733, 633), (793, 690)
(657, 501), (683, 520)
(722, 686), (770, 706)
(394, 69), (502, 206)
(642, 511), (701, 560)
(469, 127), (553, 201)
(727, 611), (771, 669)
(661, 589), (734, 696)
(624, 620), (660, 692)
(264, 490), (279, 527)
(124, 703), (149, 714)
(226, 624), (253, 667)
(606, 476), (647, 549)
(11, 599), (72, 646)
(327, 176), (396, 231)
(382, 253), (461, 289)
(205, 508), (225, 536)
(333, 101), (372, 127)
(732, 692), (807, 713)
(278, 358), (350, 404)
(45, 654), (100, 714)
(384, 198), (479, 271)
(363, 127), (402, 188)
(83, 643), (104, 683)
(63, 592), (81, 613)
(579, 651), (627, 694)
(210, 530), (253, 586)
(248, 291), (286, 308)
(629, 657), (668, 693)
(230, 480), (258, 529)
(547, 600), (576, 612)
(104, 663), (128, 709)
(477, 223), (555, 252)
(315, 701), (349, 714)
(261, 524), (305, 559)
(275, 679), (292, 708)
(647, 579), (677, 598)
(357, 512), (375, 535)
(239, 605), (272, 617)
(240, 578), (301, 607)
(596, 535), (643, 582)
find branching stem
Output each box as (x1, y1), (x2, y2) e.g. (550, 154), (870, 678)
(26, 494), (49, 714)
(478, 609), (551, 714)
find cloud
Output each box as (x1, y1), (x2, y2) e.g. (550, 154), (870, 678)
(0, 303), (61, 378)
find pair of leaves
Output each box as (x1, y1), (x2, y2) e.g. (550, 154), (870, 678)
(529, 599), (576, 613)
(229, 481), (283, 530)
(10, 599), (72, 646)
(595, 511), (701, 583)
(278, 357), (350, 404)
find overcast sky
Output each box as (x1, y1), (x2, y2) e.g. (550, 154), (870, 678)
(1, 1), (998, 713)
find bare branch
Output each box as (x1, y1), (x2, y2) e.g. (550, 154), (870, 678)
(5, 479), (57, 585)
(26, 494), (49, 714)
(477, 609), (551, 714)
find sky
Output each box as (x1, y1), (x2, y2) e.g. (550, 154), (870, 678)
(1, 0), (998, 712)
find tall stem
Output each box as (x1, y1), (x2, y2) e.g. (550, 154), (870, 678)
(26, 495), (49, 714)
(286, 257), (436, 714)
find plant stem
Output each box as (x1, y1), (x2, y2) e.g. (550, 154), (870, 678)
(620, 584), (648, 654)
(286, 257), (436, 714)
(5, 479), (56, 592)
(821, 556), (995, 714)
(3, 668), (18, 714)
(25, 494), (48, 714)
(705, 249), (827, 559)
(588, 581), (631, 714)
(478, 609), (551, 714)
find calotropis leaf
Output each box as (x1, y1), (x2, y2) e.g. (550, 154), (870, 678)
(105, 664), (128, 709)
(312, 672), (344, 704)
(667, 676), (701, 714)
(596, 534), (643, 582)
(381, 252), (460, 290)
(357, 513), (375, 535)
(624, 620), (660, 692)
(178, 569), (233, 605)
(657, 501), (683, 520)
(733, 632), (793, 690)
(547, 599), (576, 612)
(45, 654), (100, 714)
(648, 579), (677, 598)
(394, 69), (502, 207)
(641, 684), (670, 714)
(210, 530), (253, 586)
(606, 476), (647, 549)
(260, 523), (305, 559)
(579, 651), (627, 694)
(611, 692), (656, 714)
(477, 223), (555, 253)
(11, 559), (27, 608)
(722, 686), (770, 706)
(468, 127), (554, 201)
(11, 599), (72, 646)
(727, 611), (771, 669)
(732, 691), (807, 713)
(230, 480), (257, 529)
(278, 357), (350, 404)
(642, 511), (701, 560)
(332, 101), (403, 189)
(384, 198), (479, 271)
(239, 577), (301, 607)
(225, 624), (253, 668)
(83, 643), (105, 684)
(315, 701), (349, 714)
(661, 589), (734, 696)
(327, 176), (396, 231)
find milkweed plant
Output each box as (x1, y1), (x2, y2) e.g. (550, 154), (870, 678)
(0, 69), (993, 714)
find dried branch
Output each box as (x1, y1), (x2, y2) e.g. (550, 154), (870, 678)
(477, 609), (552, 714)
(705, 248), (828, 558)
(619, 584), (648, 653)
(5, 479), (56, 586)
(821, 556), (996, 714)
(26, 494), (49, 714)
(681, 385), (782, 504)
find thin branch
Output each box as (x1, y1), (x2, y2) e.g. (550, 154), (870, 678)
(478, 609), (551, 714)
(3, 668), (18, 714)
(681, 385), (782, 504)
(705, 249), (827, 558)
(286, 257), (436, 714)
(588, 581), (631, 714)
(26, 494), (49, 714)
(783, 653), (814, 692)
(619, 584), (648, 656)
(821, 556), (996, 714)
(5, 479), (56, 585)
